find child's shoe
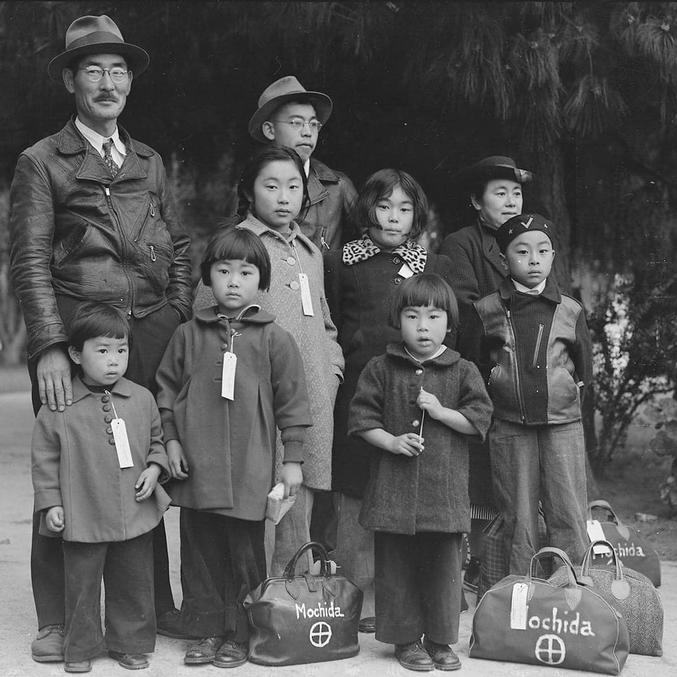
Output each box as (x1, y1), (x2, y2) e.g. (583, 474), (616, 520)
(212, 639), (248, 668)
(184, 636), (224, 665)
(31, 623), (65, 662)
(64, 659), (91, 673)
(394, 641), (434, 672)
(107, 651), (149, 670)
(422, 638), (461, 671)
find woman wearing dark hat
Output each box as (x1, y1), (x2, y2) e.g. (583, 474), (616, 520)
(439, 155), (533, 591)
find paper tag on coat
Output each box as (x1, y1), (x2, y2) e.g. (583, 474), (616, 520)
(398, 263), (414, 279)
(586, 519), (611, 554)
(221, 352), (237, 400)
(510, 582), (529, 630)
(111, 418), (134, 468)
(299, 273), (314, 316)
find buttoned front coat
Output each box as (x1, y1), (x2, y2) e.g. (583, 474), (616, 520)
(155, 306), (312, 519)
(348, 344), (493, 535)
(32, 376), (170, 543)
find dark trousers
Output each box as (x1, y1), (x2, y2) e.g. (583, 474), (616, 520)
(62, 532), (155, 662)
(179, 508), (266, 641)
(29, 302), (181, 628)
(374, 531), (463, 646)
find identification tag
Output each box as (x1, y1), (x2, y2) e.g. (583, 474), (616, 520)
(299, 272), (314, 316)
(398, 263), (414, 279)
(221, 351), (237, 400)
(111, 418), (134, 469)
(510, 582), (529, 630)
(586, 519), (612, 554)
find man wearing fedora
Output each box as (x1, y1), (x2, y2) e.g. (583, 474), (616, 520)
(249, 75), (357, 250)
(9, 15), (192, 663)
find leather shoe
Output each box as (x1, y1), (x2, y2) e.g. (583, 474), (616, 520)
(184, 636), (224, 665)
(64, 659), (92, 673)
(358, 616), (376, 633)
(156, 608), (192, 639)
(31, 624), (65, 662)
(394, 641), (434, 672)
(212, 639), (249, 668)
(107, 651), (149, 670)
(423, 638), (462, 671)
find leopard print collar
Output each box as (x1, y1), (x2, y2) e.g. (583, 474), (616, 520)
(341, 235), (427, 274)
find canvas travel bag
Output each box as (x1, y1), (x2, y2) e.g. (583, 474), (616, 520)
(470, 547), (630, 674)
(245, 541), (363, 666)
(587, 499), (661, 587)
(549, 539), (663, 656)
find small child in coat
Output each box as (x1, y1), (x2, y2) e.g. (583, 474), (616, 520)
(460, 213), (593, 576)
(155, 227), (312, 667)
(31, 302), (170, 673)
(348, 274), (493, 672)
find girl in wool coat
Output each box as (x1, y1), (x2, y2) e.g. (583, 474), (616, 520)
(323, 169), (453, 630)
(348, 274), (493, 672)
(193, 146), (344, 576)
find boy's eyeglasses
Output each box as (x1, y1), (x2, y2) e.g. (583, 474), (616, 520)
(273, 119), (323, 132)
(79, 67), (130, 83)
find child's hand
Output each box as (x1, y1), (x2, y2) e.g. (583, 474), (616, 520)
(45, 506), (64, 532)
(167, 440), (189, 480)
(279, 462), (303, 499)
(417, 388), (444, 420)
(135, 463), (161, 501)
(389, 433), (424, 457)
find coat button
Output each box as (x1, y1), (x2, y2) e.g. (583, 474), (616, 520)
(106, 427), (113, 434)
(415, 368), (423, 375)
(287, 256), (296, 265)
(289, 280), (300, 291)
(393, 277), (401, 285)
(101, 395), (110, 403)
(412, 419), (420, 427)
(103, 404), (111, 412)
(104, 415), (113, 423)
(393, 256), (401, 264)
(108, 437), (116, 445)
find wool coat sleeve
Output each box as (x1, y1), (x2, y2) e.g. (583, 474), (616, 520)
(570, 308), (593, 394)
(146, 394), (170, 480)
(31, 409), (63, 512)
(270, 326), (313, 464)
(318, 253), (345, 381)
(155, 323), (187, 443)
(347, 357), (385, 437)
(455, 359), (494, 442)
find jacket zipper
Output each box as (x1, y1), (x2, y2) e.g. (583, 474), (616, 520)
(104, 185), (133, 315)
(133, 198), (157, 244)
(506, 308), (527, 423)
(532, 323), (544, 368)
(320, 227), (329, 250)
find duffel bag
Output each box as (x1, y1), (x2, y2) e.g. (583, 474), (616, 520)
(587, 499), (661, 587)
(246, 541), (363, 666)
(470, 546), (629, 674)
(549, 539), (663, 656)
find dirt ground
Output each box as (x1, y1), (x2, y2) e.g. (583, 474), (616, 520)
(1, 367), (677, 676)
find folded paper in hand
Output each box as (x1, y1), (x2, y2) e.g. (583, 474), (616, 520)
(266, 483), (296, 525)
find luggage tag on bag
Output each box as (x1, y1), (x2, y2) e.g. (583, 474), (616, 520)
(299, 273), (314, 316)
(586, 519), (611, 555)
(105, 393), (134, 469)
(510, 582), (529, 630)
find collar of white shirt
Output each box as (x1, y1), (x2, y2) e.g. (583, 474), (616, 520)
(303, 158), (310, 177)
(512, 278), (547, 295)
(75, 117), (127, 162)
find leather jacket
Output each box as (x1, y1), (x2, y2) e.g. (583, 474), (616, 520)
(9, 119), (192, 360)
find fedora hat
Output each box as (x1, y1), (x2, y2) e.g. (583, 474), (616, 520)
(454, 155), (533, 189)
(248, 76), (333, 143)
(48, 15), (149, 81)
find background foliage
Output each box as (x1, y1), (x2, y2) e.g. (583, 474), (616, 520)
(2, 1), (677, 465)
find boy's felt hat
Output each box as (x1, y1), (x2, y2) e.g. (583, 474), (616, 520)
(48, 15), (149, 81)
(454, 155), (533, 190)
(495, 213), (555, 252)
(248, 76), (333, 143)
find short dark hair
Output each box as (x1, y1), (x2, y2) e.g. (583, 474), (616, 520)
(68, 302), (130, 352)
(388, 274), (459, 331)
(236, 146), (309, 221)
(354, 169), (429, 239)
(200, 226), (272, 290)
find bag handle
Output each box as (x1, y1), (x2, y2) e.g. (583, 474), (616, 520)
(588, 499), (620, 524)
(283, 541), (330, 579)
(529, 547), (577, 586)
(581, 539), (623, 579)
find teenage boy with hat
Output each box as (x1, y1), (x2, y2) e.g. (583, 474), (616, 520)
(249, 75), (357, 250)
(9, 14), (192, 663)
(459, 213), (592, 577)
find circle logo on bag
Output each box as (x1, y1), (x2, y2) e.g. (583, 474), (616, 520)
(535, 634), (566, 665)
(309, 621), (332, 648)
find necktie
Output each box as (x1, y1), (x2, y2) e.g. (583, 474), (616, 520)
(102, 139), (120, 177)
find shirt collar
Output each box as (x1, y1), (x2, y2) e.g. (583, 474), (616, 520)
(75, 117), (126, 156)
(303, 158), (311, 177)
(512, 278), (547, 295)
